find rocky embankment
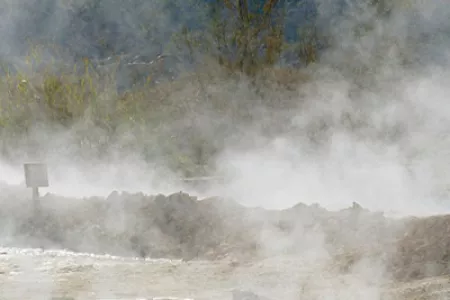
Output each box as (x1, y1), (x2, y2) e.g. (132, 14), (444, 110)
(1, 182), (450, 283)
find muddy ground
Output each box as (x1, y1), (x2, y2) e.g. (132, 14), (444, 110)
(1, 182), (450, 299)
(0, 248), (449, 300)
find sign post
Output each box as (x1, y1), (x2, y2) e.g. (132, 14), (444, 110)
(24, 163), (49, 215)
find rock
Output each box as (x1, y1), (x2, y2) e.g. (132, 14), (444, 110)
(352, 201), (362, 210)
(232, 290), (272, 300)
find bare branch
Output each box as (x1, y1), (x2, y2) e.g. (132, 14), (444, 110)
(263, 0), (280, 15)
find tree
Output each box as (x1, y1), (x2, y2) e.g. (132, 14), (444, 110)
(201, 0), (286, 75)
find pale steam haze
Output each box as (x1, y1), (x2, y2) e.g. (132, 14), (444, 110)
(214, 66), (450, 216)
(0, 163), (22, 185)
(0, 0), (449, 214)
(0, 0), (449, 299)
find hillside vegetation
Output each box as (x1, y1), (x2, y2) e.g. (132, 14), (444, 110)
(0, 0), (430, 176)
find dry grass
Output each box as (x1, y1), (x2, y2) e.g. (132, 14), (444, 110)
(0, 46), (311, 175)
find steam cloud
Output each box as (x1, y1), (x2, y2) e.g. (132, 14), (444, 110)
(1, 0), (450, 299)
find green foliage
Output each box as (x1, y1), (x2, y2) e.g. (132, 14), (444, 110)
(0, 0), (412, 176)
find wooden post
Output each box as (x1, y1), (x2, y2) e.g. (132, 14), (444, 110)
(32, 187), (40, 200)
(32, 187), (40, 215)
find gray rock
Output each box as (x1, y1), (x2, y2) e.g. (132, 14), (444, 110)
(232, 290), (272, 300)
